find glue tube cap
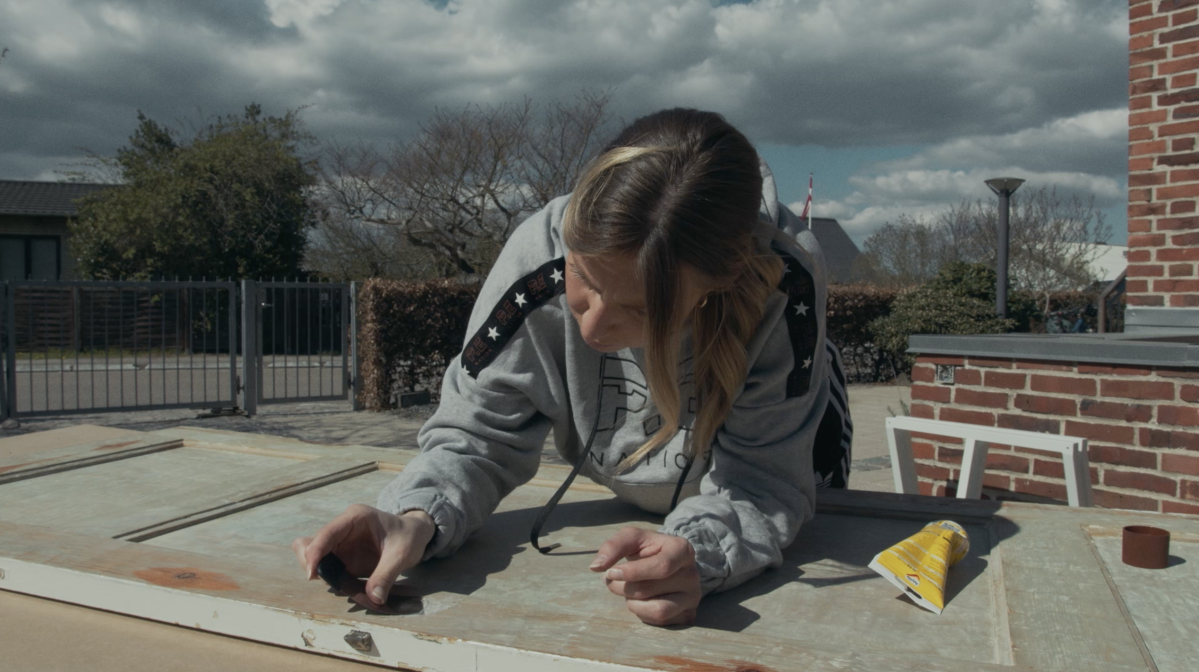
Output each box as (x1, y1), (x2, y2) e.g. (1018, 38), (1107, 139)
(1122, 525), (1170, 569)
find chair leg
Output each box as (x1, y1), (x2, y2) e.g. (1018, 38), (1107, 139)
(1063, 440), (1093, 507)
(957, 438), (988, 499)
(886, 419), (918, 495)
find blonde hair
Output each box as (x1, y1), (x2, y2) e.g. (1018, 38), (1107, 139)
(563, 109), (784, 472)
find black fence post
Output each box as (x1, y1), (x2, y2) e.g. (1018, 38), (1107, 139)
(349, 281), (360, 412)
(240, 279), (258, 416)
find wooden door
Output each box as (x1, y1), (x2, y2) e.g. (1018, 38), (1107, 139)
(0, 425), (1195, 672)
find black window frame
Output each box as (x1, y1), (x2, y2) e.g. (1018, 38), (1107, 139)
(0, 235), (61, 281)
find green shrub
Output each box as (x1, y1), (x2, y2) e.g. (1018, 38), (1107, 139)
(870, 262), (1032, 373)
(827, 284), (900, 382)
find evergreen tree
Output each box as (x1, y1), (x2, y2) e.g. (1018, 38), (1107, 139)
(70, 104), (318, 280)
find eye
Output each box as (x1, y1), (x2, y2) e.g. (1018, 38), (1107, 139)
(569, 266), (594, 290)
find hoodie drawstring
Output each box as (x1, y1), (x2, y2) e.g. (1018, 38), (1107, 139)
(530, 353), (697, 553)
(530, 353), (608, 553)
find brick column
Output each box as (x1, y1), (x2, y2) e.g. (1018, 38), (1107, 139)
(1129, 0), (1199, 312)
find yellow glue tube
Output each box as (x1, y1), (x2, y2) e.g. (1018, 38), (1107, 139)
(868, 520), (969, 614)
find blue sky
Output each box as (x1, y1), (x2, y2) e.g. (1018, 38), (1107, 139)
(0, 0), (1130, 246)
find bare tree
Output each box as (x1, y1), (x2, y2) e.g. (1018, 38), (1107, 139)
(857, 185), (1112, 309)
(939, 186), (1112, 313)
(852, 215), (956, 288)
(309, 90), (613, 279)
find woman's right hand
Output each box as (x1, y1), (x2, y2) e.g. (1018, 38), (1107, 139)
(291, 504), (436, 606)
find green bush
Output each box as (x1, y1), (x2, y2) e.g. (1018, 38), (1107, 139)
(827, 284), (900, 382)
(870, 262), (1033, 373)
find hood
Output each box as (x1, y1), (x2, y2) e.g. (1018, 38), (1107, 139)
(758, 155), (781, 227)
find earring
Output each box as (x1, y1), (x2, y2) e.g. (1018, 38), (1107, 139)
(698, 295), (710, 309)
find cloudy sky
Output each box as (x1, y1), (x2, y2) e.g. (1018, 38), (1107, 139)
(0, 0), (1130, 245)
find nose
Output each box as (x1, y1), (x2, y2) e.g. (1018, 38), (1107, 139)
(578, 297), (617, 343)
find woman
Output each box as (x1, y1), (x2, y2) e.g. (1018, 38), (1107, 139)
(293, 108), (853, 627)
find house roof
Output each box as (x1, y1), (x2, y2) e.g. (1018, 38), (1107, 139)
(808, 217), (862, 284)
(0, 180), (115, 217)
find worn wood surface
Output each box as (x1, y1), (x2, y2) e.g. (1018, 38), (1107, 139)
(1, 425), (1196, 672)
(1087, 526), (1197, 672)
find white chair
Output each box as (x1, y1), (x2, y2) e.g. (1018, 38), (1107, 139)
(885, 416), (1092, 507)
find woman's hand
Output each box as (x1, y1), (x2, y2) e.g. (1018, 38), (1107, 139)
(590, 526), (701, 626)
(291, 504), (435, 605)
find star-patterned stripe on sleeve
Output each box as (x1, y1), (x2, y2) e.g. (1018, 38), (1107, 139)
(772, 245), (819, 398)
(460, 257), (567, 378)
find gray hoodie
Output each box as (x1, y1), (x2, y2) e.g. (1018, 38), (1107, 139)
(377, 159), (830, 595)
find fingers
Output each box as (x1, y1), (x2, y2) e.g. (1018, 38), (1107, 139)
(291, 536), (315, 579)
(364, 538), (419, 605)
(606, 563), (700, 601)
(364, 511), (435, 604)
(604, 535), (694, 583)
(593, 529), (702, 627)
(300, 504), (376, 580)
(590, 526), (654, 572)
(624, 594), (698, 627)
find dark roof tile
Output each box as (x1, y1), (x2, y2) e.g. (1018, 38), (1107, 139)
(0, 180), (116, 217)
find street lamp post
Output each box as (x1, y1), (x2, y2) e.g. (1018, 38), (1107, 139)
(984, 177), (1025, 319)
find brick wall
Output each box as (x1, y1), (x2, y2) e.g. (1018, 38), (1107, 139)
(909, 354), (1199, 514)
(1129, 0), (1199, 308)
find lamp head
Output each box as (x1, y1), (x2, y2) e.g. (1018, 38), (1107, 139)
(985, 177), (1025, 195)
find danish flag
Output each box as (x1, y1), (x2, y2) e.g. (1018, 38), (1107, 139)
(799, 173), (813, 229)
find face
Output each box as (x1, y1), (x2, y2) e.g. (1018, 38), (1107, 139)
(565, 251), (711, 352)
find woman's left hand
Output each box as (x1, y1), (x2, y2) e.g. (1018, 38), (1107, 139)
(590, 526), (701, 626)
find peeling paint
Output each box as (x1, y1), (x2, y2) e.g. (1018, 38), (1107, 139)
(0, 462), (33, 474)
(727, 660), (780, 672)
(651, 656), (729, 672)
(133, 567), (239, 591)
(412, 632), (443, 644)
(650, 656), (779, 672)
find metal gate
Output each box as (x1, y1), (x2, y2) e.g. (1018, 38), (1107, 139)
(239, 280), (358, 415)
(1, 280), (239, 418)
(0, 279), (358, 421)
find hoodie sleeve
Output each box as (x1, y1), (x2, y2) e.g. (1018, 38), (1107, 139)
(375, 203), (570, 560)
(659, 206), (829, 595)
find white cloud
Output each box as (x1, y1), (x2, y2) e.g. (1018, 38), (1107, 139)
(879, 108), (1128, 176)
(0, 0), (1129, 240)
(850, 168), (1121, 203)
(798, 105), (1127, 244)
(818, 165), (1122, 244)
(264, 0), (346, 29)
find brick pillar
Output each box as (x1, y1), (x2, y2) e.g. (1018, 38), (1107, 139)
(1129, 0), (1199, 316)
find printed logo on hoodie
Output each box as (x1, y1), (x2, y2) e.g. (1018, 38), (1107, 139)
(583, 354), (708, 481)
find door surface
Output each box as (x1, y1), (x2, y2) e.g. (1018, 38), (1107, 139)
(0, 425), (1195, 672)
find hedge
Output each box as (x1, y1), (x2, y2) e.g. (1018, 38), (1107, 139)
(826, 284), (900, 383)
(355, 275), (1121, 408)
(357, 279), (480, 410)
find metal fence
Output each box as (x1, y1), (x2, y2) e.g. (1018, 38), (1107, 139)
(240, 279), (357, 415)
(0, 279), (358, 420)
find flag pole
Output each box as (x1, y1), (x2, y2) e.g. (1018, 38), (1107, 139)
(807, 173), (813, 230)
(799, 173), (813, 229)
